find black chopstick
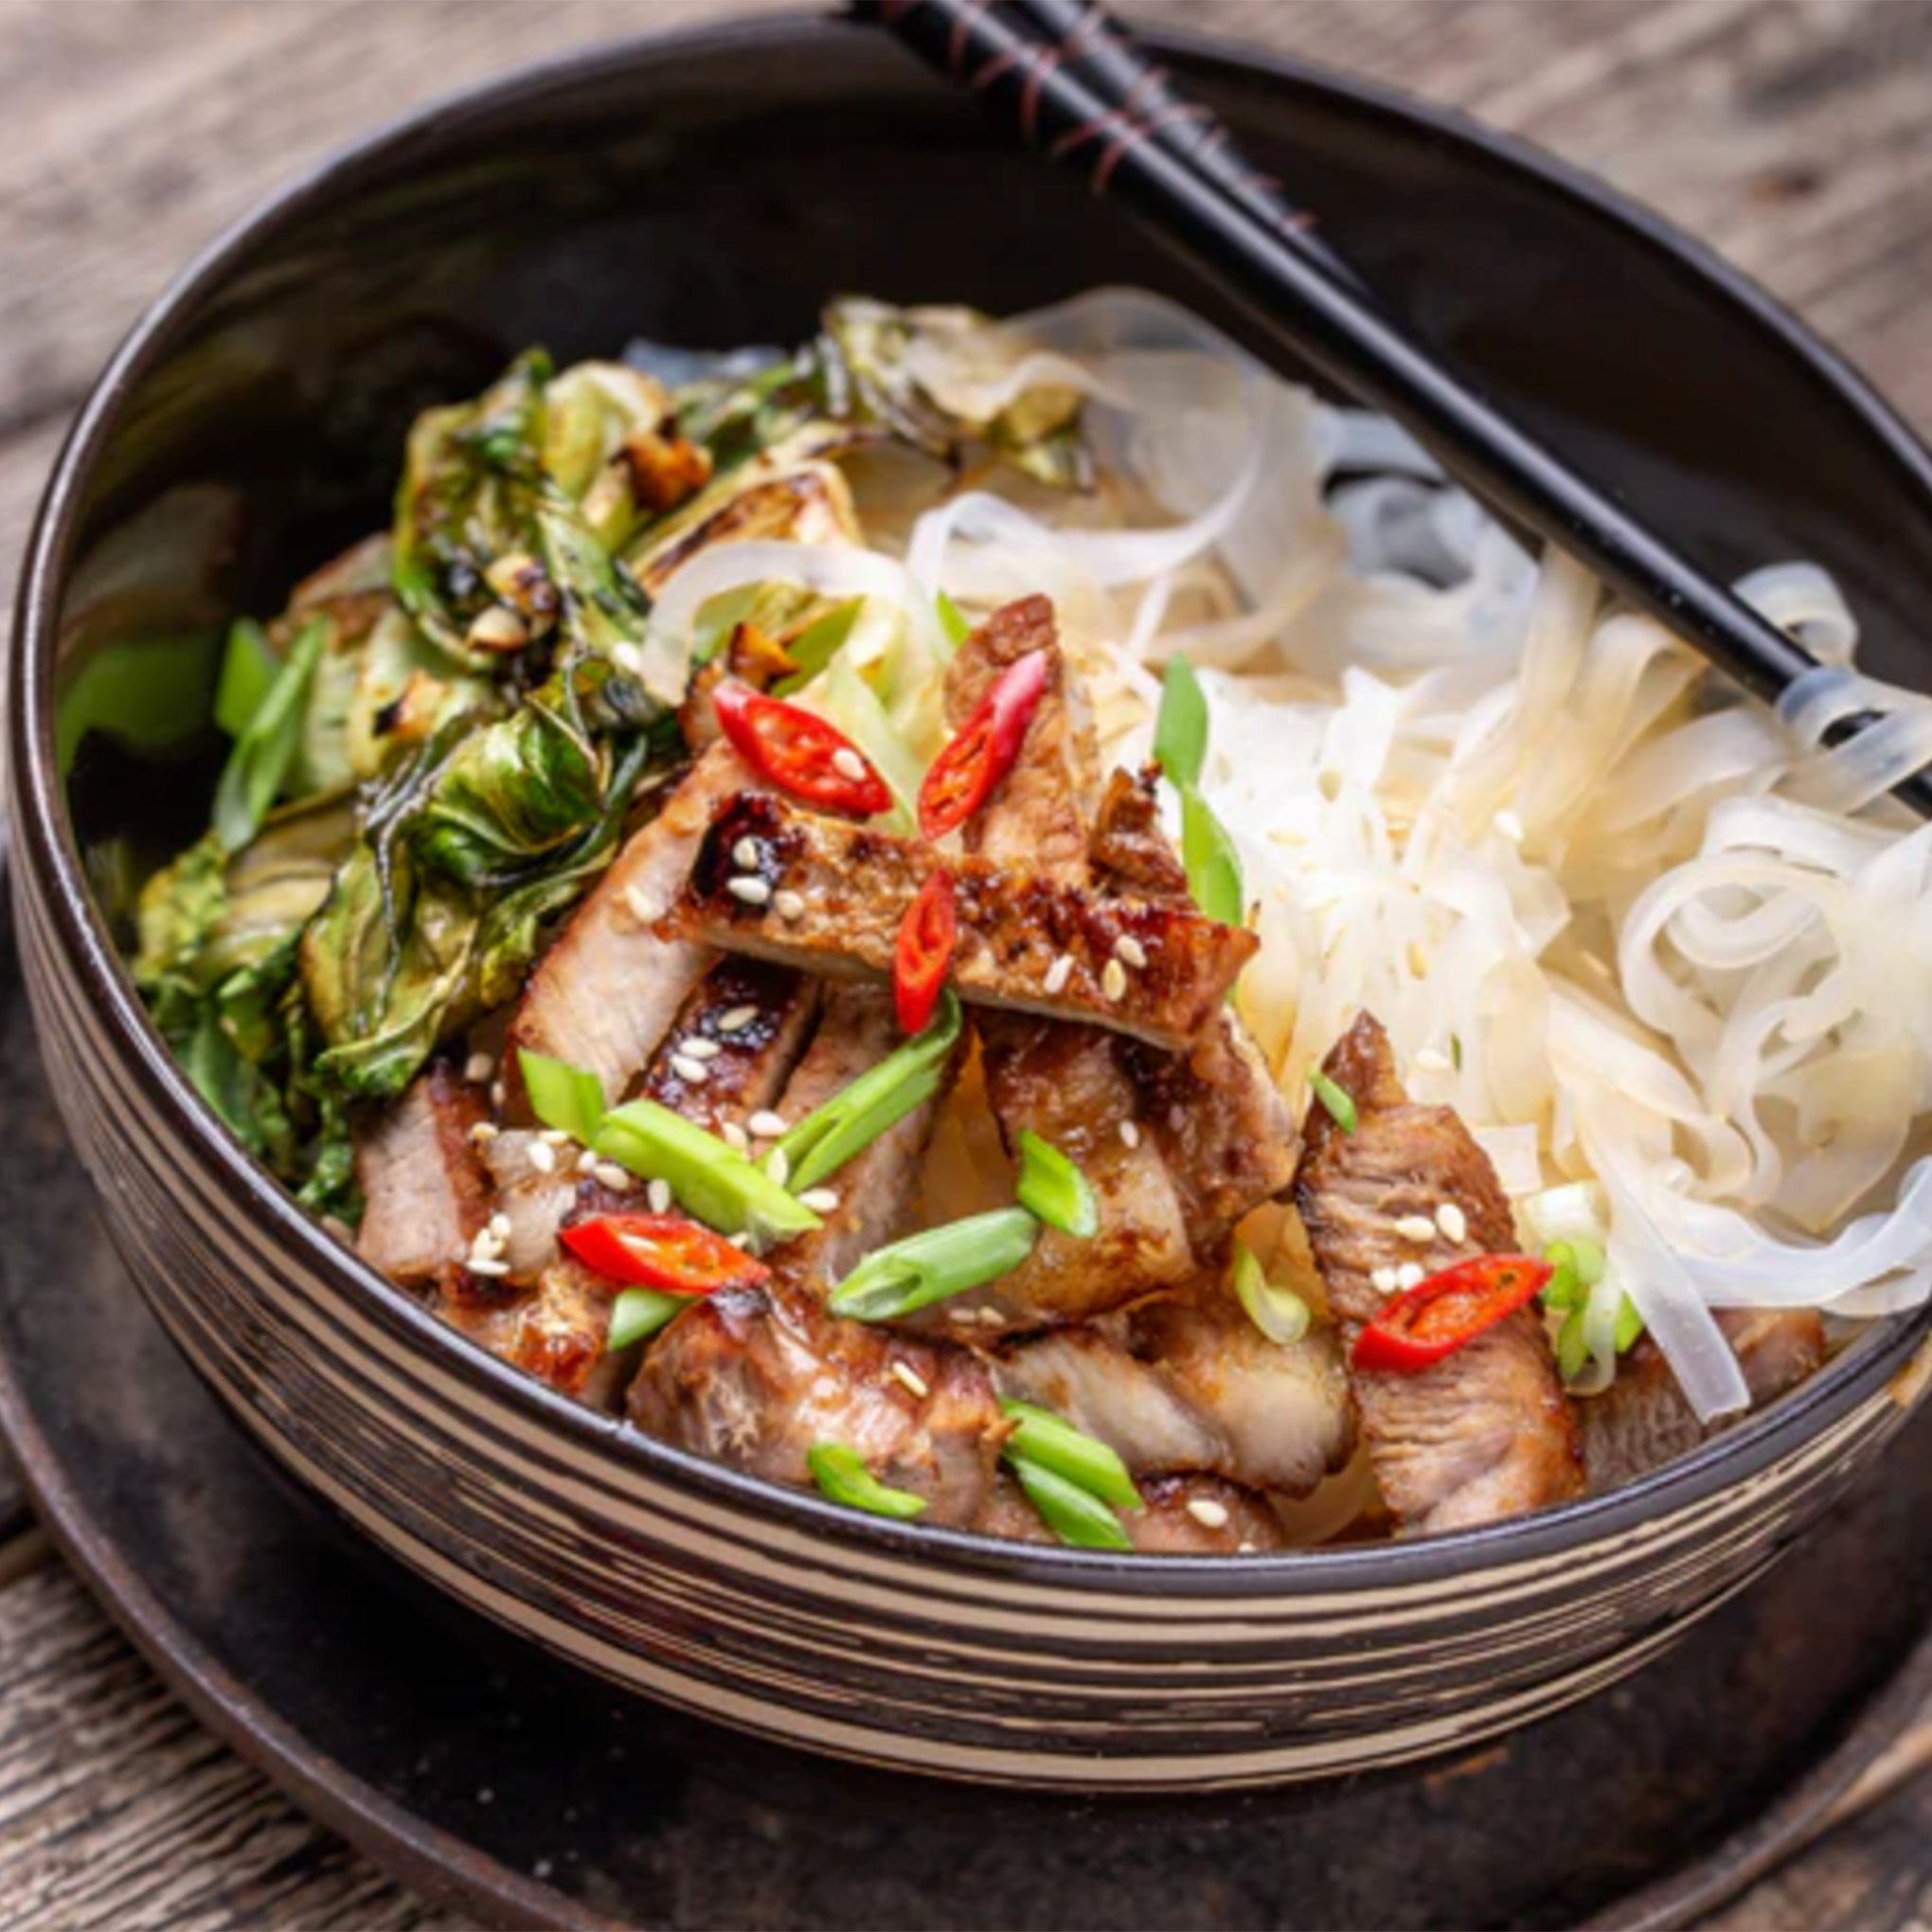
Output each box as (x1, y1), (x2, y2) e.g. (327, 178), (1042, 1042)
(859, 0), (1931, 818)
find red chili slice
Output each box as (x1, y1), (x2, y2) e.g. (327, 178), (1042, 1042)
(1351, 1252), (1552, 1376)
(918, 649), (1050, 839)
(894, 868), (957, 1035)
(712, 681), (892, 818)
(560, 1213), (771, 1295)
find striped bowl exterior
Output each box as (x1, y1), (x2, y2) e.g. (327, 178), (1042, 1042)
(10, 20), (1932, 1792)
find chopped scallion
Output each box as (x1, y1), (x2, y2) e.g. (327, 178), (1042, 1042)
(1009, 1456), (1133, 1551)
(607, 1288), (688, 1351)
(1450, 1033), (1464, 1071)
(1309, 1069), (1357, 1134)
(1013, 1131), (1099, 1239)
(213, 617), (280, 738)
(1153, 654), (1208, 791)
(936, 589), (972, 649)
(829, 1206), (1039, 1322)
(1180, 786), (1243, 930)
(778, 992), (961, 1194)
(597, 1098), (822, 1244)
(999, 1401), (1138, 1510)
(211, 616), (326, 852)
(807, 1441), (928, 1520)
(1557, 1306), (1590, 1383)
(518, 1048), (607, 1148)
(774, 597), (863, 693)
(1614, 1290), (1646, 1352)
(1231, 1243), (1311, 1346)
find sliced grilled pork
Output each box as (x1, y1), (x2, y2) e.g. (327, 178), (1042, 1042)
(969, 1469), (1290, 1553)
(505, 742), (751, 1104)
(634, 956), (822, 1134)
(1582, 1309), (1826, 1492)
(1296, 1011), (1584, 1535)
(679, 793), (1256, 1053)
(354, 1062), (492, 1290)
(436, 1253), (628, 1407)
(994, 1285), (1355, 1498)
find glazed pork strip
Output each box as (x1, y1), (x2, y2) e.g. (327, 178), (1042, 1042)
(1296, 1011), (1584, 1535)
(939, 598), (1195, 1323)
(993, 1283), (1356, 1499)
(505, 742), (753, 1105)
(354, 1061), (492, 1290)
(1094, 765), (1301, 1244)
(679, 792), (1257, 1052)
(1582, 1309), (1826, 1493)
(435, 1247), (633, 1408)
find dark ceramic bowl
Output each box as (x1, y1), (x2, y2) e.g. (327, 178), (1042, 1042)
(10, 13), (1932, 1790)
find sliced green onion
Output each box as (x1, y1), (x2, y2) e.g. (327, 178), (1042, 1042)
(597, 1099), (822, 1243)
(1231, 1243), (1311, 1346)
(807, 1441), (928, 1520)
(1013, 1131), (1099, 1239)
(1308, 1069), (1357, 1135)
(936, 590), (972, 649)
(829, 1207), (1039, 1322)
(778, 992), (962, 1194)
(607, 1288), (688, 1351)
(1614, 1290), (1646, 1353)
(1540, 1237), (1607, 1315)
(213, 617), (280, 738)
(1009, 1456), (1133, 1551)
(1450, 1033), (1464, 1071)
(1180, 786), (1243, 928)
(1557, 1306), (1590, 1383)
(999, 1401), (1138, 1510)
(774, 597), (863, 693)
(518, 1048), (607, 1148)
(211, 616), (326, 852)
(1154, 654), (1208, 790)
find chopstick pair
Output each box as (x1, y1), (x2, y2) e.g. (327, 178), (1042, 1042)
(859, 0), (1932, 818)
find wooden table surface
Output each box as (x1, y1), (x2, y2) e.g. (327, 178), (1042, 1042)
(5, 1), (1932, 1923)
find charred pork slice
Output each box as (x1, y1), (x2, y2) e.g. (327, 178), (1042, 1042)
(1296, 1011), (1584, 1535)
(1582, 1309), (1826, 1493)
(354, 1062), (492, 1290)
(633, 955), (822, 1134)
(994, 1285), (1355, 1499)
(681, 792), (1255, 1051)
(505, 742), (751, 1104)
(436, 1254), (629, 1407)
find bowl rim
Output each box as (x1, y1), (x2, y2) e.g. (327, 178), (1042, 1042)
(11, 8), (1932, 1596)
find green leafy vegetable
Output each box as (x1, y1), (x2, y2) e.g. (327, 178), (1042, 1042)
(778, 992), (962, 1194)
(1000, 1402), (1138, 1510)
(1180, 787), (1244, 929)
(1009, 1458), (1133, 1551)
(595, 1099), (822, 1244)
(518, 1049), (607, 1147)
(1013, 1132), (1099, 1239)
(1231, 1243), (1312, 1346)
(608, 1288), (689, 1352)
(214, 619), (281, 737)
(829, 1207), (1040, 1322)
(807, 1441), (929, 1521)
(53, 630), (224, 778)
(1308, 1069), (1357, 1135)
(211, 617), (326, 853)
(1154, 655), (1209, 791)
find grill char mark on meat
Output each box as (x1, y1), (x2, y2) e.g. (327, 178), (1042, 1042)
(633, 955), (822, 1132)
(1296, 1011), (1583, 1535)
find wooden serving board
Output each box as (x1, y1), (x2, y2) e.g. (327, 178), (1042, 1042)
(3, 2), (1931, 1924)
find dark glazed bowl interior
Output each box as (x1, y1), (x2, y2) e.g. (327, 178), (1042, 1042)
(19, 12), (1932, 1580)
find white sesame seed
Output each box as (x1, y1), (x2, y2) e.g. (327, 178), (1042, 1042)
(1118, 1119), (1142, 1150)
(1414, 1047), (1452, 1074)
(577, 1147), (600, 1174)
(469, 1121), (499, 1144)
(773, 888), (807, 921)
(832, 747), (868, 782)
(463, 1051), (495, 1084)
(890, 1361), (931, 1400)
(1186, 1498), (1231, 1530)
(470, 1229), (503, 1260)
(1370, 1266), (1399, 1295)
(972, 1306), (1007, 1327)
(540, 1127), (572, 1146)
(1100, 957), (1128, 1002)
(732, 836), (761, 869)
(1237, 1541), (1258, 1554)
(488, 1213), (512, 1242)
(624, 884), (659, 927)
(1044, 952), (1074, 995)
(717, 1005), (760, 1034)
(1396, 1261), (1426, 1291)
(489, 1079), (507, 1108)
(747, 1111), (788, 1139)
(727, 876), (773, 906)
(680, 1037), (722, 1061)
(611, 641), (645, 677)
(1114, 934), (1148, 969)
(798, 1188), (841, 1214)
(647, 1179), (672, 1215)
(669, 1053), (710, 1084)
(722, 1122), (749, 1153)
(592, 1162), (632, 1191)
(1495, 809), (1526, 844)
(466, 1256), (511, 1278)
(762, 1147), (792, 1188)
(1394, 1214), (1438, 1243)
(1436, 1201), (1468, 1243)
(527, 1141), (557, 1175)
